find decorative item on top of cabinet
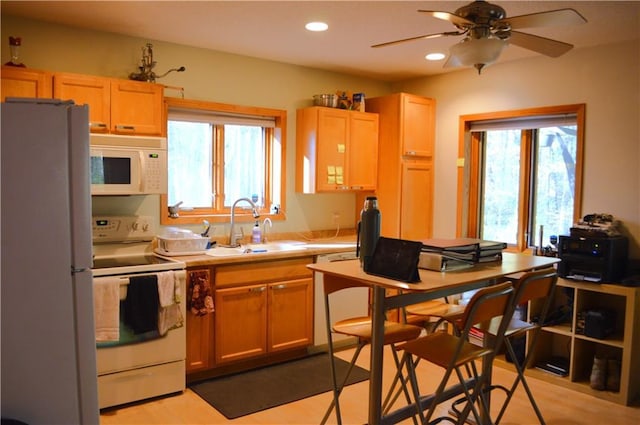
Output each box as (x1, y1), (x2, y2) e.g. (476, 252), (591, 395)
(296, 106), (378, 193)
(1, 66), (52, 101)
(128, 43), (185, 83)
(53, 72), (164, 135)
(5, 36), (25, 67)
(356, 93), (436, 240)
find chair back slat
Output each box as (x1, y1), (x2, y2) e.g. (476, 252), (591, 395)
(514, 268), (558, 305)
(462, 282), (514, 329)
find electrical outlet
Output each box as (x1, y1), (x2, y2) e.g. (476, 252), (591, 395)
(332, 212), (340, 224)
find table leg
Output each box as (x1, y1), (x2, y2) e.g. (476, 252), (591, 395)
(369, 285), (386, 425)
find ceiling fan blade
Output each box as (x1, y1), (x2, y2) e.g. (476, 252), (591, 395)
(371, 31), (463, 48)
(508, 31), (574, 57)
(500, 8), (587, 30)
(418, 10), (474, 27)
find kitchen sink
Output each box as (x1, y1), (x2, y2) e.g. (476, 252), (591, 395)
(205, 241), (307, 257)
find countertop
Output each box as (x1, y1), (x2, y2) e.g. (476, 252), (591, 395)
(159, 238), (357, 268)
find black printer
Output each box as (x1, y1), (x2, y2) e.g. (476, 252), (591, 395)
(557, 235), (628, 282)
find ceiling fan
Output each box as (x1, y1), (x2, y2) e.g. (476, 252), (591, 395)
(372, 0), (587, 74)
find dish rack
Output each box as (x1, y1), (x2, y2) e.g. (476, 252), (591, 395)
(156, 235), (209, 253)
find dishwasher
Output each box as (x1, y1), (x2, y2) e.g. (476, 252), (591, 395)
(313, 252), (369, 350)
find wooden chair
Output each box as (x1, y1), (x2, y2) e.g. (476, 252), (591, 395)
(405, 298), (465, 333)
(321, 277), (424, 425)
(473, 268), (558, 425)
(397, 282), (515, 425)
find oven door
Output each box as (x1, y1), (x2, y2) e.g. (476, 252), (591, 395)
(94, 270), (186, 375)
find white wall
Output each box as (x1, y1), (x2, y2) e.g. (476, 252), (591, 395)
(394, 40), (640, 258)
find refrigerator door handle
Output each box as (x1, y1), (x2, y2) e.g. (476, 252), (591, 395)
(72, 266), (90, 274)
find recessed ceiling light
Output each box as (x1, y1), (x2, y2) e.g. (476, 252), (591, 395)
(425, 52), (446, 61)
(305, 21), (328, 32)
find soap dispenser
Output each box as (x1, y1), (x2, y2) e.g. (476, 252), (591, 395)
(252, 220), (262, 243)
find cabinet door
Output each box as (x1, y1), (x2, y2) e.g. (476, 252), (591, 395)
(268, 277), (314, 352)
(53, 73), (110, 133)
(215, 284), (267, 364)
(348, 112), (379, 190)
(185, 268), (215, 373)
(400, 160), (434, 240)
(316, 108), (349, 191)
(1, 67), (52, 101)
(110, 79), (163, 135)
(402, 95), (435, 158)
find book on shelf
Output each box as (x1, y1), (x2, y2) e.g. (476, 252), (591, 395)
(534, 357), (569, 377)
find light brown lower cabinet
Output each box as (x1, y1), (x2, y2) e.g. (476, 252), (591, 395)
(214, 277), (313, 364)
(184, 257), (314, 372)
(268, 278), (314, 352)
(214, 283), (269, 363)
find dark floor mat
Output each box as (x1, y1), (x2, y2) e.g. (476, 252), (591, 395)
(189, 353), (369, 419)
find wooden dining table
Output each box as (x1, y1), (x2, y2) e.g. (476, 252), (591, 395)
(308, 252), (560, 425)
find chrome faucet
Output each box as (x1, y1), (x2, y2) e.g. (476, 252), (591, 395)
(227, 197), (260, 247)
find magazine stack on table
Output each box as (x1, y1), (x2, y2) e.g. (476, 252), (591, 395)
(418, 238), (507, 272)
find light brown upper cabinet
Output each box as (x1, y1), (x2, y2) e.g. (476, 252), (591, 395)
(358, 93), (436, 239)
(296, 106), (378, 193)
(400, 94), (435, 158)
(1, 66), (53, 101)
(54, 72), (163, 136)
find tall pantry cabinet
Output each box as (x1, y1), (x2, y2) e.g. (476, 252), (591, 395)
(358, 93), (436, 240)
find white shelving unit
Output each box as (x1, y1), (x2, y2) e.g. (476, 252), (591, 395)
(499, 278), (640, 405)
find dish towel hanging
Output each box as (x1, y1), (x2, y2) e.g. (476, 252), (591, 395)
(93, 277), (121, 342)
(157, 270), (177, 307)
(157, 271), (184, 335)
(188, 270), (214, 316)
(124, 275), (160, 334)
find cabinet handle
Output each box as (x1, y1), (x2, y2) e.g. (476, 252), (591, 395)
(272, 284), (287, 290)
(249, 286), (266, 293)
(350, 185), (363, 190)
(404, 151), (417, 156)
(90, 122), (107, 129)
(115, 125), (136, 131)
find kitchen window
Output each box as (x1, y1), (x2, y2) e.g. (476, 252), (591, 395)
(457, 104), (585, 252)
(160, 98), (286, 225)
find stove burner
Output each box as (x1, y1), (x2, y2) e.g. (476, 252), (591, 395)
(92, 255), (175, 270)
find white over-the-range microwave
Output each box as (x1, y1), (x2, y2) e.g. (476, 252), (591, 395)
(90, 134), (168, 195)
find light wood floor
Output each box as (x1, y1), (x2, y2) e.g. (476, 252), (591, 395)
(100, 346), (640, 424)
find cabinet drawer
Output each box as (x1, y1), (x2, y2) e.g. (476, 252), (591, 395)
(215, 257), (313, 287)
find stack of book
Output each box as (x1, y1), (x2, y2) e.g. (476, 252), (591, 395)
(418, 237), (507, 272)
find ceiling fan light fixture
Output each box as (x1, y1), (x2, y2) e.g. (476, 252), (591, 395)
(425, 52), (446, 61)
(447, 36), (506, 74)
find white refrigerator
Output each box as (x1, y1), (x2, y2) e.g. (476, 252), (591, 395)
(1, 99), (99, 424)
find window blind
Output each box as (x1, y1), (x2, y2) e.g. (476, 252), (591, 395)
(469, 113), (577, 132)
(169, 108), (276, 128)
